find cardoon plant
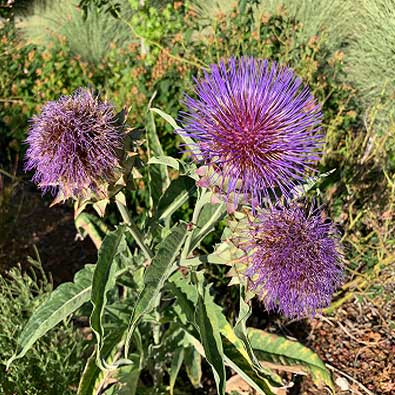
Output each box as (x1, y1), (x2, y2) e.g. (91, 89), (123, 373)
(25, 88), (123, 202)
(12, 57), (342, 394)
(242, 203), (344, 318)
(180, 56), (323, 207)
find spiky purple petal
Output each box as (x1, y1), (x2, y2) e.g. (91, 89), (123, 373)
(243, 203), (343, 318)
(179, 57), (323, 206)
(25, 88), (122, 201)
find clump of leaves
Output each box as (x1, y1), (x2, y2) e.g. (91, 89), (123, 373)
(0, 261), (88, 395)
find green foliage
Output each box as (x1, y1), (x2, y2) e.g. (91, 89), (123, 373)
(7, 264), (94, 366)
(0, 0), (14, 18)
(248, 328), (334, 390)
(2, 1), (395, 393)
(0, 263), (87, 395)
(192, 0), (394, 127)
(344, 0), (395, 116)
(89, 226), (127, 367)
(78, 0), (122, 18)
(1, 0), (352, 164)
(20, 0), (133, 65)
(8, 112), (336, 394)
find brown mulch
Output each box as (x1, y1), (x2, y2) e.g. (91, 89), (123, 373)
(301, 270), (395, 395)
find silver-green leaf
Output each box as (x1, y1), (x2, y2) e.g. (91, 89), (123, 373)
(7, 264), (95, 368)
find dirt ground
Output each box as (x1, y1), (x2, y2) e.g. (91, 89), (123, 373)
(0, 182), (96, 284)
(301, 278), (395, 395)
(0, 184), (393, 395)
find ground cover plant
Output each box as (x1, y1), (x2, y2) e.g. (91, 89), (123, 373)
(0, 261), (87, 395)
(1, 0), (394, 394)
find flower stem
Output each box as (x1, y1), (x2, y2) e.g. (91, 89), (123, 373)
(180, 188), (210, 260)
(115, 200), (154, 261)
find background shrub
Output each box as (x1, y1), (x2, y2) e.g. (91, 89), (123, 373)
(20, 0), (134, 65)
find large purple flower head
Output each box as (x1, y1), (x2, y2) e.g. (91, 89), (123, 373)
(25, 88), (123, 201)
(242, 203), (343, 318)
(180, 57), (322, 207)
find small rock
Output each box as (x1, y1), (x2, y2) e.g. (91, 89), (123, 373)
(335, 377), (350, 391)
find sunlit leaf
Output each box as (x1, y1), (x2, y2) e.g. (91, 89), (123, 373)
(90, 226), (127, 368)
(195, 282), (226, 395)
(248, 328), (335, 392)
(148, 155), (180, 171)
(184, 347), (202, 388)
(78, 328), (126, 395)
(169, 347), (184, 395)
(75, 212), (109, 249)
(168, 272), (281, 394)
(157, 176), (196, 221)
(150, 107), (197, 154)
(189, 201), (226, 252)
(124, 223), (187, 354)
(7, 264), (95, 368)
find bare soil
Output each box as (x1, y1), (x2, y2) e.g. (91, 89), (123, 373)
(301, 268), (395, 395)
(0, 182), (96, 284)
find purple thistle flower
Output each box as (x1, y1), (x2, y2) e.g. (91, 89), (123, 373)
(25, 88), (123, 201)
(180, 57), (322, 206)
(242, 203), (343, 318)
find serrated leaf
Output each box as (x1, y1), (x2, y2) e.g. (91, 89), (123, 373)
(90, 226), (127, 368)
(248, 328), (335, 392)
(7, 264), (95, 368)
(124, 223), (187, 354)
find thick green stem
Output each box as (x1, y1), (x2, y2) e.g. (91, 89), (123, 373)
(181, 188), (210, 260)
(116, 200), (154, 261)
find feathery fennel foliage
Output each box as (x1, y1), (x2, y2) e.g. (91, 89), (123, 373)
(345, 0), (395, 113)
(19, 0), (134, 65)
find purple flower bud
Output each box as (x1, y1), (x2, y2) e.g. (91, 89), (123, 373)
(243, 203), (343, 318)
(180, 57), (322, 206)
(25, 88), (123, 201)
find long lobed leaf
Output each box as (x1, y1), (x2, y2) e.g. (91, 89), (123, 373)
(6, 264), (95, 368)
(90, 226), (127, 368)
(124, 223), (187, 355)
(248, 328), (335, 392)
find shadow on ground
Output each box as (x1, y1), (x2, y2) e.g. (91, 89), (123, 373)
(0, 182), (96, 285)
